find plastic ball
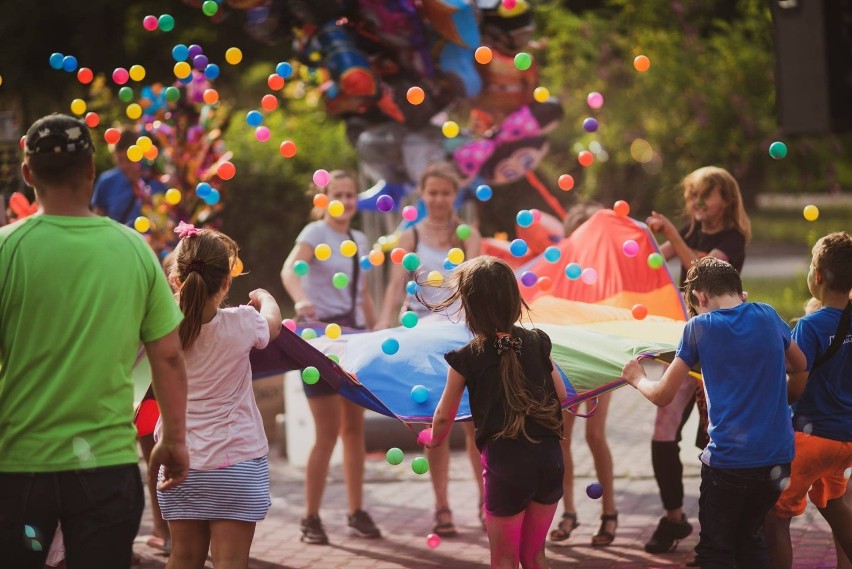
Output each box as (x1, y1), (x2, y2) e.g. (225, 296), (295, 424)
(172, 44), (189, 61)
(803, 204), (819, 222)
(69, 99), (86, 116)
(325, 323), (342, 339)
(327, 353), (340, 364)
(112, 67), (129, 85)
(537, 276), (553, 291)
(632, 304), (648, 320)
(165, 188), (181, 205)
(769, 141), (788, 160)
(426, 533), (441, 549)
(359, 256), (373, 271)
(622, 239), (639, 257)
(376, 194), (394, 212)
(327, 200), (344, 217)
(647, 252), (665, 269)
(531, 209), (542, 223)
(402, 206), (419, 222)
(586, 482), (604, 499)
(520, 271), (538, 287)
(173, 61), (191, 79)
(474, 46), (493, 64)
(503, 0), (517, 8)
(402, 253), (421, 271)
(279, 140), (297, 158)
(268, 74), (285, 90)
(129, 64), (146, 82)
(202, 0), (218, 16)
(204, 189), (220, 205)
(578, 150), (594, 167)
(613, 200), (630, 217)
(76, 67), (93, 84)
(195, 182), (212, 198)
(300, 328), (318, 341)
(339, 240), (357, 257)
(514, 52), (532, 71)
(411, 385), (429, 404)
(225, 47), (243, 65)
(406, 86), (425, 105)
(447, 247), (464, 265)
(331, 273), (349, 289)
(558, 174), (575, 191)
(293, 260), (309, 276)
(283, 319), (297, 332)
(313, 169), (330, 188)
(118, 86), (134, 102)
(382, 338), (400, 355)
(516, 209), (534, 228)
(84, 112), (100, 128)
(533, 86), (550, 103)
(634, 55), (651, 72)
(416, 428), (433, 446)
(143, 146), (159, 161)
(246, 110), (263, 127)
(581, 267), (598, 284)
(254, 126), (270, 142)
(406, 280), (420, 295)
(143, 15), (158, 31)
(390, 248), (406, 265)
(583, 117), (599, 133)
(475, 184), (493, 201)
(276, 61), (293, 78)
(426, 271), (443, 285)
(214, 162), (236, 183)
(314, 244), (333, 262)
(456, 224), (472, 240)
(126, 145), (143, 162)
(104, 128), (121, 145)
(368, 250), (385, 266)
(204, 63), (220, 80)
(164, 86), (180, 102)
(126, 104), (142, 120)
(49, 52), (64, 69)
(61, 55), (78, 73)
(565, 263), (582, 280)
(386, 447), (404, 465)
(509, 239), (528, 257)
(158, 14), (175, 32)
(135, 136), (153, 152)
(587, 91), (604, 109)
(261, 94), (278, 111)
(302, 367), (320, 385)
(411, 456), (429, 475)
(133, 216), (151, 233)
(400, 311), (419, 329)
(442, 121), (460, 138)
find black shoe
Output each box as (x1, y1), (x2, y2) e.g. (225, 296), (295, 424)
(300, 515), (329, 545)
(347, 509), (382, 538)
(644, 515), (693, 553)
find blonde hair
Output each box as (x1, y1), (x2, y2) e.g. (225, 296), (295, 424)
(309, 170), (356, 220)
(682, 166), (751, 244)
(418, 161), (461, 194)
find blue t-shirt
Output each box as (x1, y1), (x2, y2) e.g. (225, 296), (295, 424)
(91, 168), (165, 225)
(676, 302), (794, 468)
(791, 306), (852, 442)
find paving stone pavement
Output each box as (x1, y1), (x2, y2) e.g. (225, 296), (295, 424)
(134, 387), (844, 568)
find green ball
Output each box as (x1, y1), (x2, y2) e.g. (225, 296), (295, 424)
(164, 86), (181, 102)
(647, 252), (664, 269)
(411, 456), (430, 475)
(118, 86), (134, 103)
(293, 260), (309, 276)
(456, 224), (472, 241)
(202, 0), (219, 16)
(386, 447), (404, 465)
(301, 366), (320, 384)
(769, 141), (788, 160)
(514, 52), (533, 71)
(158, 14), (175, 32)
(402, 252), (421, 272)
(327, 353), (340, 363)
(400, 311), (419, 329)
(332, 272), (349, 289)
(300, 328), (317, 340)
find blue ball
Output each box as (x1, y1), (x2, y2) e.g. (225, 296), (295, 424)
(509, 239), (529, 257)
(382, 337), (400, 355)
(204, 189), (220, 205)
(586, 482), (604, 499)
(443, 258), (456, 271)
(49, 52), (64, 70)
(406, 280), (420, 295)
(61, 55), (78, 72)
(276, 61), (293, 78)
(178, 74), (193, 85)
(475, 184), (493, 201)
(359, 255), (373, 271)
(565, 263), (582, 280)
(172, 44), (189, 62)
(516, 210), (534, 228)
(376, 194), (394, 212)
(544, 246), (561, 263)
(583, 117), (599, 133)
(411, 385), (429, 403)
(520, 271), (538, 287)
(246, 110), (263, 127)
(195, 182), (212, 198)
(204, 63), (220, 80)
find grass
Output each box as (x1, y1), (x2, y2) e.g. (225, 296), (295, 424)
(750, 206), (852, 248)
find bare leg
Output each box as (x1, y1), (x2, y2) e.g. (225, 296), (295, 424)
(519, 501), (560, 569)
(550, 412), (577, 541)
(426, 438), (453, 527)
(209, 520), (255, 569)
(462, 422), (484, 523)
(486, 510), (524, 569)
(139, 434), (170, 541)
(819, 492), (852, 567)
(304, 395), (341, 516)
(165, 520), (209, 569)
(764, 511), (793, 569)
(339, 397), (366, 514)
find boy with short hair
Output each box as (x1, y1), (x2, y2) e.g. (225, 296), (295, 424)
(765, 231), (852, 569)
(622, 257), (807, 568)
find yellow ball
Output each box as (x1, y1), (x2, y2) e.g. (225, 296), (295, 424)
(126, 103), (142, 120)
(165, 188), (182, 205)
(327, 200), (344, 217)
(70, 99), (86, 116)
(325, 323), (342, 339)
(225, 47), (243, 65)
(129, 64), (146, 82)
(126, 145), (143, 163)
(441, 121), (460, 138)
(340, 239), (357, 257)
(533, 87), (550, 103)
(803, 204), (820, 222)
(174, 61), (191, 79)
(315, 243), (332, 261)
(447, 247), (465, 265)
(133, 216), (151, 233)
(0, 75), (3, 87)
(231, 257), (244, 277)
(136, 136), (153, 152)
(427, 270), (444, 285)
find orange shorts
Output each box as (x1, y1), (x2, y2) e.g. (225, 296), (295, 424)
(772, 431), (852, 518)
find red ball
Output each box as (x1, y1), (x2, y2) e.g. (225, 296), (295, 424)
(84, 112), (100, 128)
(267, 74), (285, 90)
(558, 174), (575, 191)
(578, 151), (594, 167)
(537, 276), (553, 291)
(104, 128), (121, 145)
(390, 247), (406, 264)
(279, 140), (297, 158)
(613, 200), (630, 217)
(261, 94), (278, 111)
(631, 304), (648, 320)
(77, 67), (94, 85)
(217, 161), (236, 180)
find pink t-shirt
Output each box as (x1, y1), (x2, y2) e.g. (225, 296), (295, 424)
(157, 305), (271, 470)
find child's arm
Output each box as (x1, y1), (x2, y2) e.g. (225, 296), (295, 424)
(550, 362), (569, 405)
(622, 356), (691, 407)
(249, 288), (282, 341)
(784, 339), (809, 404)
(427, 366), (466, 448)
(281, 243), (317, 321)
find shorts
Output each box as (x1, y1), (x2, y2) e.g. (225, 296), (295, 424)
(481, 436), (564, 517)
(303, 376), (338, 398)
(772, 432), (852, 518)
(157, 456), (270, 522)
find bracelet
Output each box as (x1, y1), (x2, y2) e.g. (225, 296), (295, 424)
(294, 300), (313, 311)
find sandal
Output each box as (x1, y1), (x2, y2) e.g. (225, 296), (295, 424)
(591, 512), (618, 547)
(549, 512), (580, 542)
(432, 507), (458, 538)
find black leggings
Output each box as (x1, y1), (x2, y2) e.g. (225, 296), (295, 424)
(652, 384), (699, 511)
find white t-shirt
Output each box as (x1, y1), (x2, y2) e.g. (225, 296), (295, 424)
(156, 305), (270, 470)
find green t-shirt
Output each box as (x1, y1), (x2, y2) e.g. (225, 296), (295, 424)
(0, 214), (183, 472)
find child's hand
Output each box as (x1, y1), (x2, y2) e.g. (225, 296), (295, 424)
(621, 359), (647, 388)
(248, 288), (272, 309)
(645, 211), (674, 236)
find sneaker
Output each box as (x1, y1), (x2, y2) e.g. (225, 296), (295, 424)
(644, 515), (693, 554)
(300, 515), (329, 545)
(347, 509), (382, 538)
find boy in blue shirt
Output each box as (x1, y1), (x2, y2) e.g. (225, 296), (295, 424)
(765, 231), (852, 569)
(622, 257), (806, 568)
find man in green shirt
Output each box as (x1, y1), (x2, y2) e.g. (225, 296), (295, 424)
(0, 114), (189, 568)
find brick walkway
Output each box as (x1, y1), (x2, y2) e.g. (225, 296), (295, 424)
(134, 387), (844, 568)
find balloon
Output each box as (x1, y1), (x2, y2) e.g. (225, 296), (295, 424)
(411, 456), (429, 474)
(315, 244), (332, 261)
(268, 74), (285, 90)
(386, 447), (404, 465)
(293, 260), (309, 276)
(509, 239), (528, 257)
(474, 46), (493, 64)
(411, 385), (429, 404)
(402, 206), (418, 221)
(558, 174), (575, 191)
(586, 482), (604, 499)
(520, 271), (538, 287)
(401, 311), (419, 329)
(340, 240), (357, 257)
(583, 117), (599, 133)
(442, 121), (460, 138)
(475, 184), (493, 201)
(376, 195), (394, 212)
(225, 47), (243, 65)
(456, 224), (472, 240)
(77, 67), (93, 84)
(426, 533), (441, 549)
(613, 200), (630, 217)
(581, 267), (598, 284)
(325, 323), (342, 339)
(402, 253), (421, 271)
(803, 204), (819, 221)
(84, 112), (99, 128)
(516, 210), (534, 228)
(165, 188), (181, 205)
(631, 304), (648, 320)
(302, 366), (320, 385)
(255, 126), (270, 142)
(261, 94), (278, 111)
(172, 44), (189, 61)
(301, 328), (318, 340)
(587, 92), (604, 109)
(382, 338), (400, 355)
(327, 200), (344, 217)
(283, 319), (297, 332)
(769, 141), (788, 160)
(622, 239), (639, 257)
(129, 65), (146, 82)
(533, 87), (550, 103)
(647, 252), (664, 269)
(279, 140), (297, 158)
(406, 86), (425, 105)
(514, 52), (533, 71)
(565, 263), (582, 280)
(112, 67), (129, 85)
(544, 246), (561, 263)
(313, 169), (331, 187)
(633, 55), (651, 72)
(578, 151), (594, 167)
(158, 14), (175, 32)
(426, 270), (443, 285)
(104, 128), (120, 145)
(133, 216), (151, 233)
(447, 247), (464, 265)
(69, 99), (86, 116)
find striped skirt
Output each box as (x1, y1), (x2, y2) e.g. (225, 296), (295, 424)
(157, 456), (270, 522)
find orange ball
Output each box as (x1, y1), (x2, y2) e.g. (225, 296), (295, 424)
(474, 46), (493, 65)
(631, 304), (648, 320)
(279, 140), (297, 158)
(634, 55), (651, 73)
(203, 89), (219, 105)
(613, 200), (630, 217)
(84, 112), (100, 128)
(261, 94), (278, 111)
(406, 86), (425, 106)
(368, 249), (385, 266)
(558, 174), (575, 191)
(104, 128), (121, 145)
(578, 150), (594, 167)
(537, 276), (553, 292)
(143, 145), (159, 160)
(268, 74), (285, 90)
(313, 193), (329, 209)
(390, 247), (406, 264)
(217, 161), (236, 180)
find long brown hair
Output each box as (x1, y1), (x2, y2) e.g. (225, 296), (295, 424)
(681, 166), (751, 244)
(173, 230), (239, 349)
(428, 256), (562, 441)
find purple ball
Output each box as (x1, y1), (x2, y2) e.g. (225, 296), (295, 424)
(376, 195), (394, 213)
(586, 482), (604, 499)
(583, 118), (599, 133)
(187, 44), (203, 59)
(192, 54), (209, 70)
(520, 271), (538, 287)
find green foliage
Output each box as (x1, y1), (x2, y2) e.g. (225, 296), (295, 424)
(742, 276), (810, 324)
(750, 206), (852, 248)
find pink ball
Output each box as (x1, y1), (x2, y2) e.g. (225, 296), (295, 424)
(312, 169), (330, 188)
(530, 208), (542, 223)
(581, 267), (598, 285)
(587, 91), (604, 109)
(283, 319), (297, 332)
(417, 428), (433, 446)
(426, 533), (441, 549)
(112, 67), (129, 85)
(143, 15), (158, 31)
(255, 126), (271, 142)
(402, 206), (418, 222)
(622, 239), (639, 257)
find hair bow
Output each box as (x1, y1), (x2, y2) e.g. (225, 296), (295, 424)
(495, 332), (523, 357)
(174, 221), (199, 239)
